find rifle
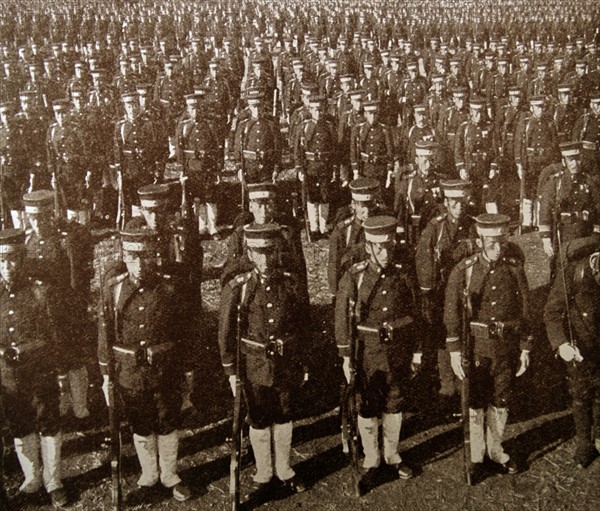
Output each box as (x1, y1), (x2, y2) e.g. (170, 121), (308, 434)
(517, 164), (525, 235)
(346, 298), (361, 496)
(0, 157), (6, 230)
(0, 348), (8, 508)
(107, 290), (122, 510)
(301, 178), (312, 243)
(230, 304), (245, 511)
(51, 171), (63, 220)
(115, 165), (125, 230)
(555, 230), (583, 364)
(461, 283), (473, 486)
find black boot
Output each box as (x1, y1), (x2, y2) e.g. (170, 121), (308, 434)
(573, 399), (597, 468)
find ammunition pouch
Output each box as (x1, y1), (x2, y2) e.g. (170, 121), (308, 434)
(358, 316), (414, 343)
(241, 336), (289, 359)
(360, 152), (386, 164)
(410, 214), (422, 227)
(0, 341), (46, 366)
(560, 211), (589, 224)
(112, 342), (175, 367)
(305, 151), (331, 162)
(581, 141), (597, 151)
(469, 320), (521, 341)
(243, 149), (273, 162)
(526, 147), (545, 157)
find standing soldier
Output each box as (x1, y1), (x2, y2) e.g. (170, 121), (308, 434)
(335, 216), (422, 492)
(219, 223), (308, 499)
(338, 89), (365, 188)
(154, 60), (186, 157)
(98, 227), (193, 503)
(234, 91), (281, 185)
(515, 96), (560, 229)
(395, 141), (443, 246)
(350, 100), (395, 205)
(454, 98), (498, 213)
(400, 62), (428, 126)
(415, 180), (477, 415)
(328, 178), (383, 298)
(544, 233), (600, 469)
(445, 213), (532, 479)
(537, 142), (600, 259)
(176, 93), (222, 239)
(294, 96), (338, 239)
(553, 84), (580, 144)
(572, 93), (600, 177)
(437, 87), (470, 172)
(0, 229), (68, 508)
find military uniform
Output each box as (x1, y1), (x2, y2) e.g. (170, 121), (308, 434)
(415, 181), (477, 401)
(294, 96), (338, 236)
(176, 94), (222, 237)
(337, 90), (365, 184)
(544, 234), (600, 467)
(219, 224), (308, 490)
(335, 216), (420, 481)
(436, 88), (469, 171)
(444, 214), (532, 471)
(0, 229), (68, 507)
(571, 95), (600, 177)
(98, 228), (193, 501)
(234, 93), (281, 184)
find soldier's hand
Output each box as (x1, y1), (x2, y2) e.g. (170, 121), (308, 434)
(488, 164), (498, 180)
(558, 343), (584, 363)
(450, 351), (465, 380)
(342, 356), (351, 384)
(516, 163), (524, 181)
(85, 171), (92, 189)
(272, 170), (278, 183)
(341, 179), (349, 188)
(229, 374), (237, 397)
(237, 168), (244, 183)
(57, 374), (69, 394)
(297, 170), (305, 182)
(542, 238), (554, 259)
(515, 350), (530, 377)
(459, 167), (469, 181)
(385, 170), (393, 189)
(410, 353), (422, 377)
(102, 375), (110, 407)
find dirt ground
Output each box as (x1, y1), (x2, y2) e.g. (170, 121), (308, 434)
(3, 171), (600, 510)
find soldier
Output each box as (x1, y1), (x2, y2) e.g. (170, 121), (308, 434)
(496, 87), (528, 182)
(176, 93), (222, 239)
(114, 91), (162, 219)
(338, 89), (365, 187)
(515, 96), (560, 229)
(400, 61), (428, 126)
(234, 91), (281, 185)
(553, 84), (580, 144)
(415, 180), (477, 414)
(437, 87), (470, 171)
(221, 182), (306, 297)
(537, 142), (600, 259)
(485, 57), (510, 121)
(46, 99), (87, 222)
(98, 227), (193, 503)
(572, 93), (600, 177)
(219, 223), (308, 498)
(445, 213), (532, 478)
(335, 215), (421, 491)
(398, 104), (437, 177)
(350, 100), (395, 205)
(395, 141), (444, 246)
(294, 95), (338, 239)
(23, 190), (93, 422)
(455, 98), (498, 212)
(327, 178), (384, 298)
(154, 60), (186, 156)
(544, 233), (600, 469)
(0, 229), (69, 508)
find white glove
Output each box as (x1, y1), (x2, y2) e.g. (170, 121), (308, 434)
(341, 179), (349, 188)
(237, 168), (244, 183)
(297, 170), (304, 182)
(558, 343), (584, 363)
(515, 350), (530, 377)
(459, 167), (469, 181)
(385, 170), (393, 189)
(450, 351), (465, 380)
(102, 374), (110, 407)
(542, 238), (554, 259)
(516, 163), (524, 181)
(342, 357), (351, 384)
(410, 352), (422, 376)
(272, 170), (278, 183)
(353, 169), (360, 180)
(229, 374), (237, 397)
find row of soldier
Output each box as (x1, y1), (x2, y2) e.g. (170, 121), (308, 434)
(1, 146), (599, 506)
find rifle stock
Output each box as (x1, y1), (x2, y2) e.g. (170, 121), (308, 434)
(347, 299), (361, 496)
(230, 304), (244, 510)
(301, 178), (312, 243)
(461, 289), (473, 486)
(108, 301), (122, 510)
(116, 166), (125, 230)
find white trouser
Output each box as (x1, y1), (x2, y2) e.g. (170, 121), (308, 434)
(133, 433), (159, 487)
(206, 202), (218, 235)
(382, 412), (403, 465)
(521, 199), (533, 227)
(358, 415), (380, 469)
(158, 431), (182, 488)
(273, 422), (295, 481)
(14, 433), (63, 494)
(249, 426), (273, 483)
(306, 202), (319, 233)
(470, 406), (509, 464)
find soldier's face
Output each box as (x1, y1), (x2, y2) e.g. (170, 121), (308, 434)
(453, 96), (464, 108)
(416, 155), (431, 173)
(141, 207), (165, 230)
(365, 110), (376, 123)
(250, 199), (275, 224)
(187, 104), (198, 117)
(310, 105), (322, 121)
(445, 197), (464, 220)
(351, 99), (362, 111)
(590, 252), (600, 286)
(123, 251), (156, 281)
(530, 104), (543, 118)
(591, 101), (600, 115)
(563, 155), (580, 174)
(558, 92), (570, 106)
(248, 246), (279, 275)
(414, 111), (425, 125)
(479, 235), (507, 262)
(0, 251), (24, 285)
(366, 240), (395, 268)
(352, 200), (374, 223)
(470, 108), (481, 123)
(124, 101), (137, 117)
(0, 110), (8, 125)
